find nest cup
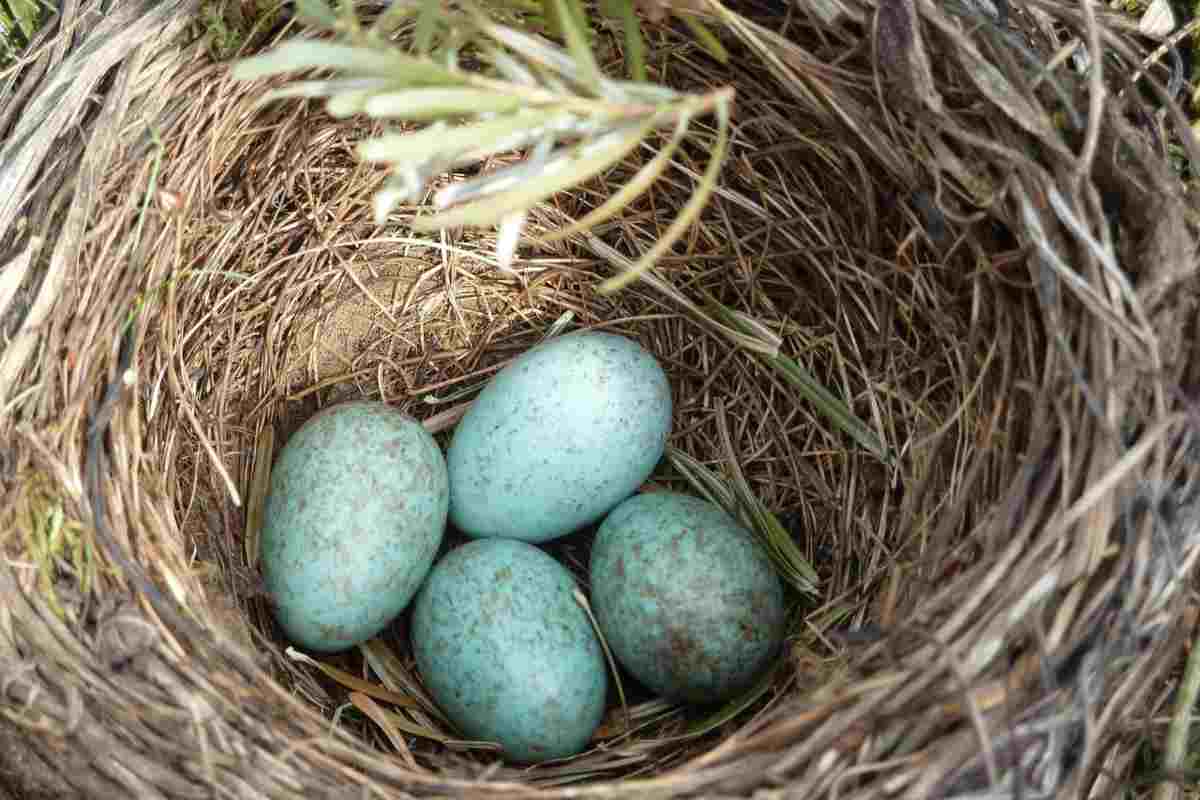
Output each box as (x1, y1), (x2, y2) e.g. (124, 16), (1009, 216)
(2, 0), (1200, 797)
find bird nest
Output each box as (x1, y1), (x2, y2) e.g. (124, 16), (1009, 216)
(2, 0), (1199, 797)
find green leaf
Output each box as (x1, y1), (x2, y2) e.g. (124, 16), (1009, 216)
(231, 40), (466, 84)
(550, 0), (602, 94)
(258, 77), (394, 104)
(674, 12), (730, 65)
(667, 447), (739, 511)
(356, 108), (565, 166)
(414, 118), (655, 229)
(325, 90), (378, 117)
(7, 0), (40, 39)
(362, 88), (526, 119)
(542, 111), (687, 243)
(474, 11), (587, 85)
(293, 0), (338, 27)
(413, 0), (441, 55)
(602, 0), (647, 81)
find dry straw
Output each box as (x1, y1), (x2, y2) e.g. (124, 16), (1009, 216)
(1, 0), (1199, 797)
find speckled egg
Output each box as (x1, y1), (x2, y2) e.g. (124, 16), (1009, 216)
(447, 331), (671, 543)
(411, 539), (608, 762)
(260, 401), (448, 653)
(589, 491), (786, 705)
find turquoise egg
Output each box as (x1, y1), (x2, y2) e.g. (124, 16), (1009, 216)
(411, 539), (608, 763)
(260, 402), (448, 653)
(447, 331), (671, 543)
(589, 492), (786, 705)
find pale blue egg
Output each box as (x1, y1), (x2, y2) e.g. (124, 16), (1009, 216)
(411, 539), (608, 762)
(260, 402), (448, 653)
(447, 331), (671, 543)
(589, 491), (786, 704)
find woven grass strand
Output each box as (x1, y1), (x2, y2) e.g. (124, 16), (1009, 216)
(0, 0), (1197, 798)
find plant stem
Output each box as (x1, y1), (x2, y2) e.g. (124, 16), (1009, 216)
(1153, 612), (1200, 800)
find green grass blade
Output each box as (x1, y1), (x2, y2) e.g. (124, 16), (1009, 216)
(363, 88), (526, 119)
(232, 40), (466, 83)
(714, 403), (819, 594)
(549, 0), (602, 94)
(413, 0), (440, 54)
(675, 12), (730, 65)
(669, 443), (818, 595)
(542, 111), (688, 244)
(415, 119), (654, 229)
(259, 78), (393, 104)
(599, 94), (732, 293)
(5, 0), (40, 38)
(294, 0), (338, 27)
(599, 0), (647, 81)
(706, 300), (889, 464)
(357, 109), (563, 166)
(679, 661), (778, 739)
(666, 446), (739, 511)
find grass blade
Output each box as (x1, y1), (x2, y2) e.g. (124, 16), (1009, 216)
(599, 93), (733, 293)
(416, 119), (655, 229)
(294, 0), (338, 27)
(413, 0), (440, 55)
(714, 401), (819, 594)
(350, 693), (421, 769)
(679, 661), (778, 739)
(286, 647), (421, 709)
(356, 109), (564, 166)
(541, 111), (689, 244)
(359, 640), (448, 722)
(667, 446), (739, 511)
(232, 40), (467, 83)
(362, 88), (526, 119)
(548, 0), (602, 93)
(706, 300), (889, 463)
(674, 12), (730, 64)
(599, 0), (647, 81)
(243, 425), (274, 570)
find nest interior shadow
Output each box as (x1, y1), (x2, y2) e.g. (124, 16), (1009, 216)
(1, 0), (1199, 798)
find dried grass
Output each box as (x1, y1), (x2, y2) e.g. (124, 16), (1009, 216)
(0, 0), (1198, 797)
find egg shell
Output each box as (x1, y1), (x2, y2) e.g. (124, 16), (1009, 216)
(411, 539), (608, 763)
(589, 491), (786, 705)
(447, 331), (672, 543)
(260, 401), (448, 653)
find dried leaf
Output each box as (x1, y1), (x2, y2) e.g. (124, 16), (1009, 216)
(1139, 0), (1176, 40)
(243, 425), (274, 570)
(350, 693), (421, 769)
(876, 0), (943, 112)
(286, 647), (421, 708)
